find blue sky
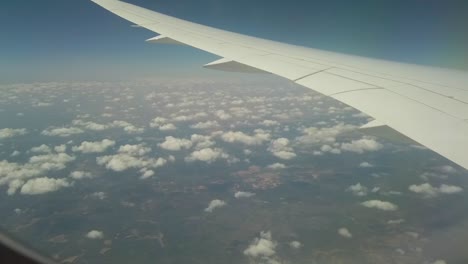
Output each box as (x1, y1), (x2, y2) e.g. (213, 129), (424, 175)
(1, 0), (467, 83)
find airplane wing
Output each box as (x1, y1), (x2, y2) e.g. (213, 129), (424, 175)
(92, 0), (468, 170)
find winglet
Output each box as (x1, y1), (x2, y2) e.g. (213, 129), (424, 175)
(204, 58), (267, 73)
(360, 120), (418, 145)
(145, 35), (184, 45)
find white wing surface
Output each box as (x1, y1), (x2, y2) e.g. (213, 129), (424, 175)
(92, 0), (468, 170)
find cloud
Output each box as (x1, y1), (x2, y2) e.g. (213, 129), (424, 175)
(260, 120), (280, 127)
(0, 128), (27, 139)
(30, 144), (52, 153)
(338, 228), (353, 238)
(159, 136), (192, 151)
(409, 183), (463, 197)
(296, 123), (356, 145)
(191, 121), (219, 129)
(387, 219), (405, 225)
(90, 192), (106, 200)
(268, 138), (296, 160)
(97, 144), (165, 172)
(289, 241), (302, 249)
(20, 177), (71, 195)
(437, 165), (457, 174)
(220, 130), (270, 146)
(215, 110), (231, 120)
(139, 169), (155, 180)
(439, 184), (463, 194)
(85, 230), (104, 240)
(149, 117), (167, 127)
(243, 231), (280, 264)
(1, 151), (76, 195)
(204, 199), (226, 212)
(234, 191), (255, 199)
(361, 200), (398, 211)
(72, 139), (115, 153)
(431, 260), (447, 264)
(266, 163), (286, 170)
(359, 162), (373, 168)
(54, 145), (67, 153)
(347, 183), (368, 196)
(185, 148), (229, 163)
(72, 120), (109, 131)
(97, 154), (166, 172)
(158, 123), (177, 131)
(112, 120), (144, 134)
(408, 183), (438, 197)
(320, 144), (341, 154)
(118, 144), (151, 156)
(41, 127), (84, 137)
(70, 171), (93, 180)
(341, 138), (383, 154)
(190, 134), (215, 150)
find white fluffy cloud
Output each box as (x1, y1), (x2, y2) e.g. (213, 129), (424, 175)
(1, 150), (76, 195)
(266, 163), (286, 170)
(361, 200), (398, 211)
(359, 162), (373, 168)
(243, 231), (280, 264)
(30, 144), (52, 153)
(86, 230), (104, 240)
(159, 136), (192, 151)
(191, 121), (219, 129)
(409, 183), (463, 197)
(70, 171), (93, 180)
(221, 130), (270, 146)
(296, 123), (356, 145)
(72, 120), (110, 131)
(41, 127), (84, 137)
(204, 199), (226, 212)
(97, 144), (166, 172)
(112, 120), (144, 134)
(338, 228), (352, 238)
(215, 110), (231, 120)
(149, 117), (167, 127)
(289, 241), (302, 249)
(97, 154), (166, 172)
(20, 177), (71, 195)
(118, 144), (151, 156)
(260, 120), (280, 127)
(72, 139), (115, 153)
(234, 191), (255, 199)
(185, 148), (229, 163)
(140, 169), (155, 180)
(268, 138), (296, 160)
(341, 138), (383, 154)
(158, 123), (177, 131)
(0, 128), (27, 139)
(347, 183), (368, 196)
(190, 134), (215, 150)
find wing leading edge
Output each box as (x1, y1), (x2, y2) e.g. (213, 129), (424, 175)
(92, 0), (468, 170)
